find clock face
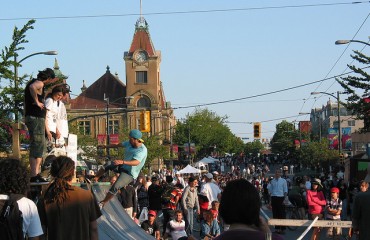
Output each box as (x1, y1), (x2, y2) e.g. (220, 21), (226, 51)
(135, 51), (147, 63)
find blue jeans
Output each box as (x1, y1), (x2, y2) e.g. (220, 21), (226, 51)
(184, 208), (195, 235)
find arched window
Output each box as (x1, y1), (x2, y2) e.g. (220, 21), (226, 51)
(137, 95), (151, 108)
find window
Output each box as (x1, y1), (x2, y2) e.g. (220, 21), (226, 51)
(136, 71), (147, 83)
(108, 120), (120, 134)
(137, 95), (151, 108)
(78, 120), (91, 135)
(333, 121), (339, 128)
(348, 120), (355, 126)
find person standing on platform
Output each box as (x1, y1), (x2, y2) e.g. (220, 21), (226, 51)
(24, 68), (56, 182)
(267, 169), (288, 234)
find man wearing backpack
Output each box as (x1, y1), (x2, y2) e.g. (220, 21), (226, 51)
(0, 158), (43, 239)
(161, 175), (182, 236)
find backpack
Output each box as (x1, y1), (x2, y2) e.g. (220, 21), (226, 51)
(161, 185), (175, 205)
(0, 194), (24, 240)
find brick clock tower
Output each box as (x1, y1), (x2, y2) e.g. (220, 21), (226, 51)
(124, 16), (175, 139)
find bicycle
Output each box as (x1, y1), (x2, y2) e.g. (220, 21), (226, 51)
(285, 204), (301, 231)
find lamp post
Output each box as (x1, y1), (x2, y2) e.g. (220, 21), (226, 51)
(12, 51), (57, 159)
(311, 91), (341, 154)
(335, 38), (370, 47)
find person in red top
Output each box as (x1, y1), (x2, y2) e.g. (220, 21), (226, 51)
(306, 178), (326, 240)
(161, 175), (182, 236)
(198, 192), (209, 222)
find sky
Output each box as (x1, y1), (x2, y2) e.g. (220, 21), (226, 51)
(1, 0), (370, 141)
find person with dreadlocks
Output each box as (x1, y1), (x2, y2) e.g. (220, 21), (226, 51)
(37, 156), (101, 240)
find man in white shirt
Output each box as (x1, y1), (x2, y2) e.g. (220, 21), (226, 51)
(164, 210), (187, 240)
(200, 173), (221, 209)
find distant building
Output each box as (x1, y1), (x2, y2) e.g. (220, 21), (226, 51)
(310, 99), (364, 153)
(68, 16), (175, 150)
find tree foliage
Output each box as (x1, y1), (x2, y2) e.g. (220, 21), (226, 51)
(0, 20), (35, 149)
(270, 120), (298, 155)
(299, 139), (339, 169)
(244, 140), (264, 156)
(172, 108), (245, 159)
(337, 50), (370, 132)
(0, 20), (36, 120)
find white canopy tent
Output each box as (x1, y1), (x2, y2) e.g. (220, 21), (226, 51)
(194, 161), (207, 168)
(178, 164), (201, 174)
(199, 157), (215, 164)
(207, 156), (220, 162)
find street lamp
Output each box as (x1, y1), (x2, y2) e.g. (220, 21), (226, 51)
(335, 38), (370, 47)
(311, 91), (341, 154)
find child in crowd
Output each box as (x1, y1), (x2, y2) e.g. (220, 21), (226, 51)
(210, 200), (220, 222)
(326, 187), (342, 240)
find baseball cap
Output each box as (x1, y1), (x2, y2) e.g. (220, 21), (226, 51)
(129, 129), (144, 142)
(205, 173), (213, 179)
(148, 210), (156, 217)
(331, 187), (340, 193)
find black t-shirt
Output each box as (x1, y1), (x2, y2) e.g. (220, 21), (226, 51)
(141, 220), (160, 236)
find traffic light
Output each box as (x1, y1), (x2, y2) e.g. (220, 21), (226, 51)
(140, 111), (151, 132)
(253, 122), (261, 139)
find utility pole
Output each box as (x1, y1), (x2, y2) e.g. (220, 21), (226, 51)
(104, 94), (110, 157)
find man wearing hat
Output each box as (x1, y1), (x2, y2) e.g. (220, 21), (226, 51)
(200, 173), (221, 209)
(24, 68), (57, 182)
(141, 210), (160, 239)
(94, 129), (147, 207)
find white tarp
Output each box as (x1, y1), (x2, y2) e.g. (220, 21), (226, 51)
(178, 164), (201, 174)
(199, 157), (214, 164)
(207, 157), (220, 162)
(194, 161), (207, 168)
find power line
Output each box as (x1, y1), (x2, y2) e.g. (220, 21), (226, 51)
(0, 1), (368, 21)
(172, 66), (370, 110)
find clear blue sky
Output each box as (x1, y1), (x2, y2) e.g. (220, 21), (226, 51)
(1, 0), (369, 141)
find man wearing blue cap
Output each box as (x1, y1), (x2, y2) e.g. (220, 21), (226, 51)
(94, 129), (147, 207)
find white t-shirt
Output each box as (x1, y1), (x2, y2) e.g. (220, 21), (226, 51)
(200, 181), (221, 208)
(0, 195), (43, 238)
(56, 101), (69, 139)
(166, 219), (187, 240)
(45, 97), (59, 133)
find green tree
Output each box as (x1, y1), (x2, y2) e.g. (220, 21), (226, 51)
(299, 139), (339, 170)
(244, 140), (264, 156)
(0, 20), (35, 150)
(337, 50), (370, 132)
(0, 20), (36, 121)
(172, 108), (245, 160)
(270, 120), (298, 155)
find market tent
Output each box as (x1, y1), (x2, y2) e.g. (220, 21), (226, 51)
(207, 157), (220, 162)
(199, 157), (215, 164)
(194, 161), (207, 168)
(178, 164), (201, 174)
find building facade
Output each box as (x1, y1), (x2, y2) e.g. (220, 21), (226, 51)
(310, 99), (364, 153)
(68, 16), (175, 150)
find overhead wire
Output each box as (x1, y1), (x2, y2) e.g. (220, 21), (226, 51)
(292, 12), (370, 124)
(0, 1), (368, 21)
